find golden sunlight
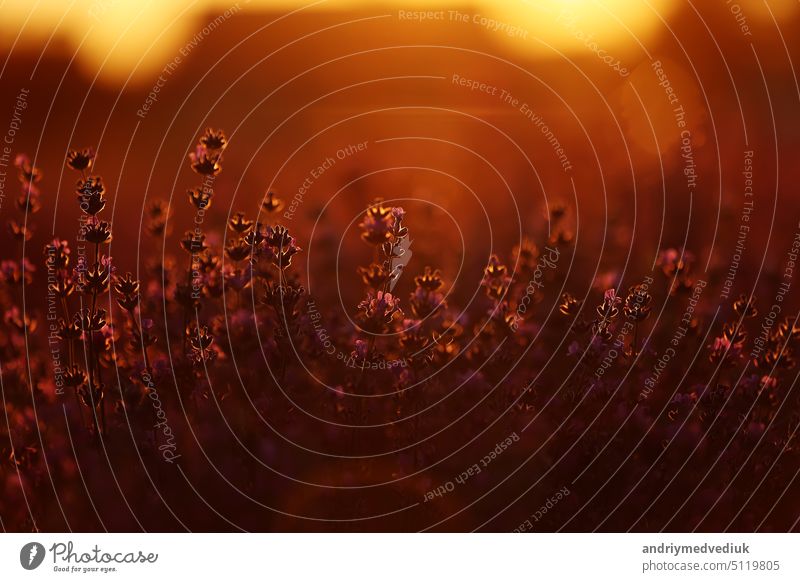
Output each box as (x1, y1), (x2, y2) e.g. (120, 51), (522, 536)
(0, 0), (677, 84)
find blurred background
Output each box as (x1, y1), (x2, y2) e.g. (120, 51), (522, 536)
(1, 0), (798, 297)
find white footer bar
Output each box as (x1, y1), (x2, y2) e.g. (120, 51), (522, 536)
(1, 533), (797, 581)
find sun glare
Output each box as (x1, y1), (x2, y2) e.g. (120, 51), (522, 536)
(0, 0), (677, 84)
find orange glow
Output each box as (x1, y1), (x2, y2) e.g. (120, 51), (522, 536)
(0, 0), (678, 85)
